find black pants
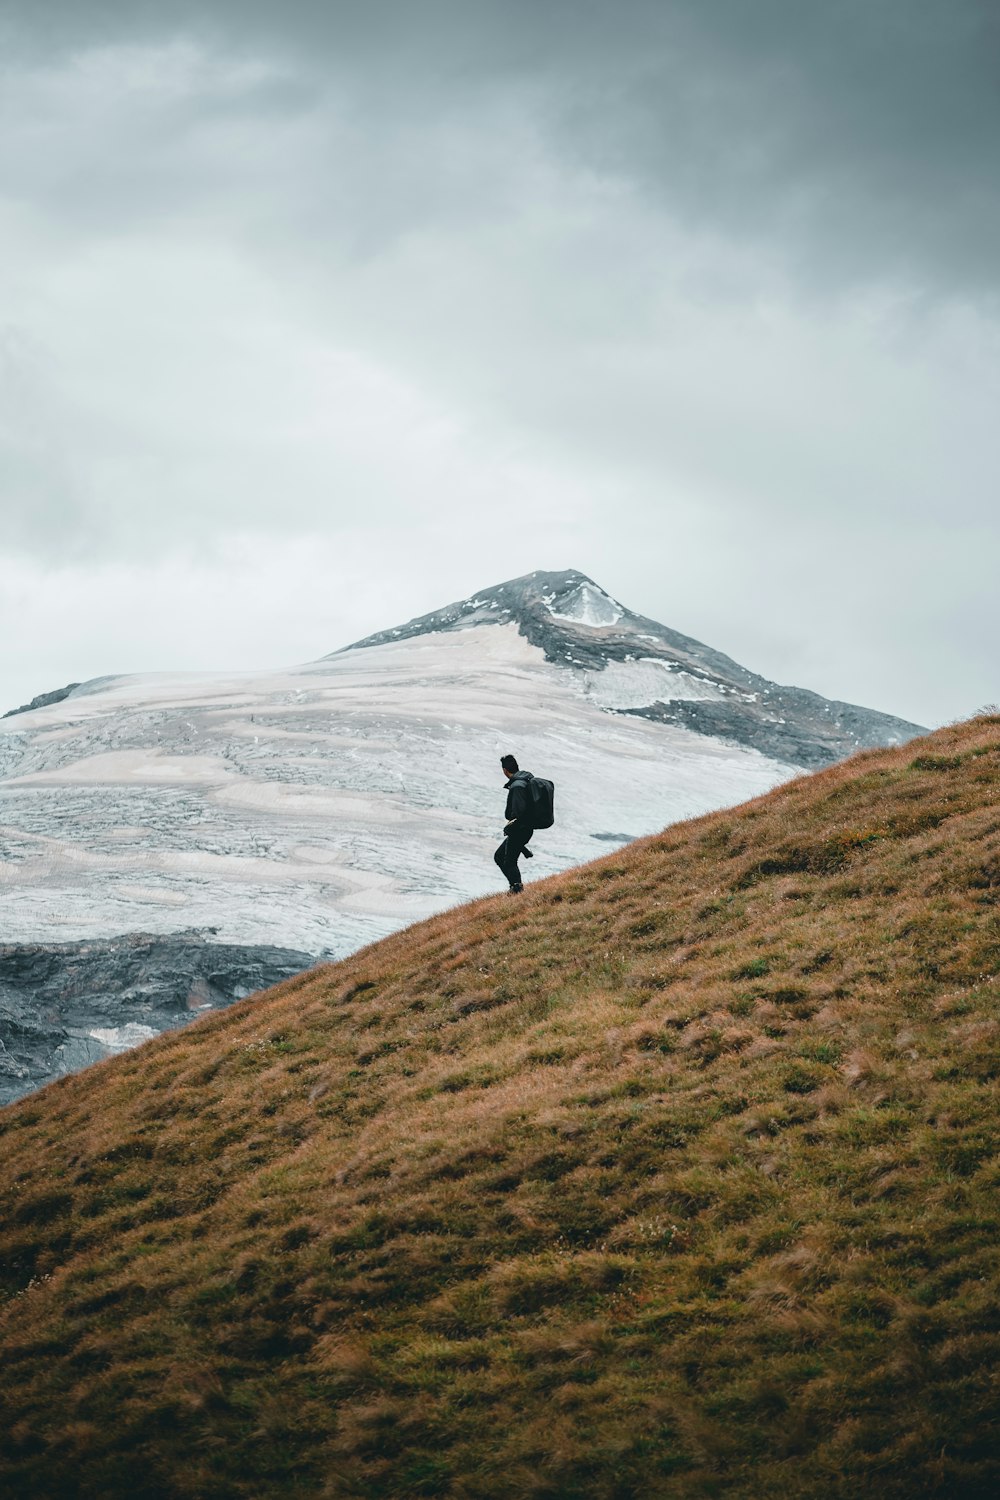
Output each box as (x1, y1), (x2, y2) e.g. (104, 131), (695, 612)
(494, 822), (532, 889)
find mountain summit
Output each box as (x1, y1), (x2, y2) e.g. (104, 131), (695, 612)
(341, 569), (923, 768)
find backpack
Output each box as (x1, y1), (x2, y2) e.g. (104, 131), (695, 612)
(528, 775), (555, 829)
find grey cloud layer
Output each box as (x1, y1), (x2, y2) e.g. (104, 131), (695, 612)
(5, 0), (998, 297)
(0, 0), (997, 725)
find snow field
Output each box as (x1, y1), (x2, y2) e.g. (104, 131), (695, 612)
(0, 625), (796, 954)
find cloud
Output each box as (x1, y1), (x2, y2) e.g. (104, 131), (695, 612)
(548, 0), (1000, 302)
(7, 1), (996, 297)
(0, 1), (996, 726)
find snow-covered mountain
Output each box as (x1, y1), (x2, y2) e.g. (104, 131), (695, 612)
(0, 569), (923, 1097)
(1, 567), (923, 954)
(345, 570), (922, 769)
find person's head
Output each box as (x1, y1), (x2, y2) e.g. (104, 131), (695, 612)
(500, 754), (518, 779)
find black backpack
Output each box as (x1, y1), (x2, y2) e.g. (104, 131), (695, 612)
(528, 775), (555, 829)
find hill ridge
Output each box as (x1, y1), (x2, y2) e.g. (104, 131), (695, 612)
(1, 717), (998, 1498)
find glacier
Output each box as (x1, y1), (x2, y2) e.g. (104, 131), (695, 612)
(0, 621), (795, 956)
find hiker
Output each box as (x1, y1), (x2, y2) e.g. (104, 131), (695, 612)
(494, 754), (537, 895)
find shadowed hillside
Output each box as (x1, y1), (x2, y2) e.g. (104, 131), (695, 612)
(1, 717), (998, 1499)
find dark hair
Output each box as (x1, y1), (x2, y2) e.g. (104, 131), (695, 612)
(500, 754), (519, 774)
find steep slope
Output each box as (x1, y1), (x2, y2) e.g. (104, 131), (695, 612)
(1, 717), (997, 1499)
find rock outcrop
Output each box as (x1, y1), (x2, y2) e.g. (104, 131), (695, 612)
(3, 682), (82, 718)
(0, 930), (316, 1105)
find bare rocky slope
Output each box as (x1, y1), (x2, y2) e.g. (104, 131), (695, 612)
(0, 933), (316, 1106)
(0, 715), (996, 1499)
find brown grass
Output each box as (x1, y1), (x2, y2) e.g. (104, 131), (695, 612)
(1, 716), (999, 1498)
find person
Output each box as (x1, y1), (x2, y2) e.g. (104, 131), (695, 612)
(494, 754), (535, 894)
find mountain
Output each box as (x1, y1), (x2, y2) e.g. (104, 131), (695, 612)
(0, 569), (923, 1097)
(342, 570), (923, 768)
(0, 715), (995, 1499)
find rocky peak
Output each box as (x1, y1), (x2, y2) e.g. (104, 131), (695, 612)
(337, 568), (925, 769)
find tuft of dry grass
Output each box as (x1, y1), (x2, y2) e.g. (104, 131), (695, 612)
(1, 716), (999, 1497)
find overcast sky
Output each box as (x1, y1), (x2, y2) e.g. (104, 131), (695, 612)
(1, 0), (997, 725)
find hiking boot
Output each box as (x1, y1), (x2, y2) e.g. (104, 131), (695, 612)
(507, 884), (523, 895)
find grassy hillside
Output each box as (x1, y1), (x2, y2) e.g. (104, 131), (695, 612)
(1, 718), (998, 1500)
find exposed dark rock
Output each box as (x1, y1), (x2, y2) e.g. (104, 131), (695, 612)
(339, 568), (925, 767)
(0, 930), (318, 1106)
(622, 694), (919, 771)
(4, 683), (82, 718)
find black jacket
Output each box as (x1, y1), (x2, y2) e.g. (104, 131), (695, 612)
(504, 770), (533, 824)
